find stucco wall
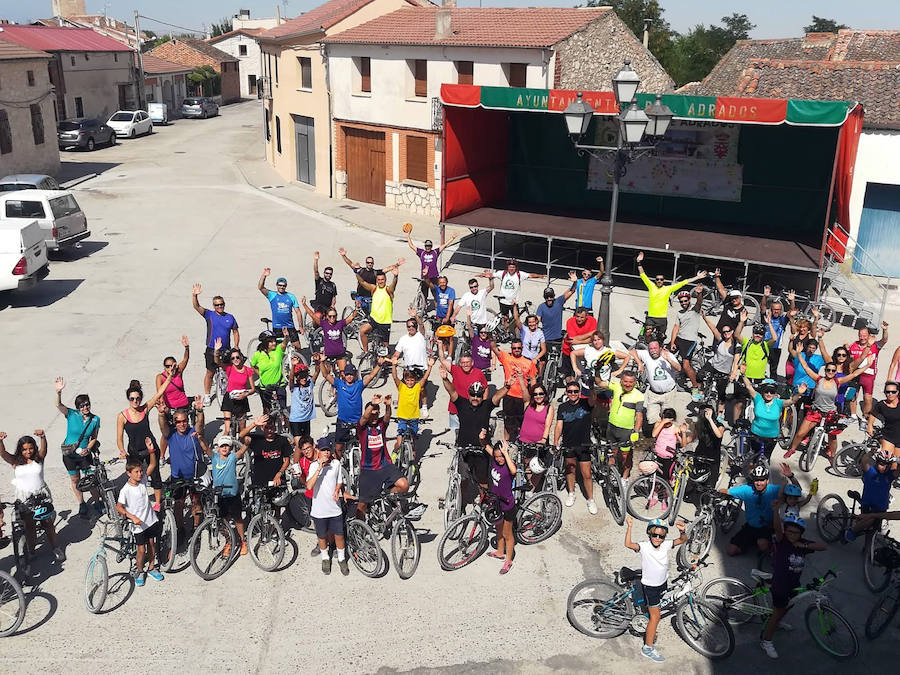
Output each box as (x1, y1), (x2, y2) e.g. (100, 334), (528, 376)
(848, 129), (900, 240)
(59, 51), (134, 120)
(0, 58), (60, 175)
(145, 73), (188, 116)
(213, 33), (263, 98)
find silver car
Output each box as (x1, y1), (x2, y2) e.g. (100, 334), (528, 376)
(181, 97), (219, 119)
(0, 174), (61, 192)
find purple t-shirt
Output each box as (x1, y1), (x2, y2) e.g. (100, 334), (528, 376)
(203, 309), (238, 349)
(490, 459), (514, 511)
(417, 247), (439, 279)
(471, 334), (492, 370)
(321, 318), (348, 357)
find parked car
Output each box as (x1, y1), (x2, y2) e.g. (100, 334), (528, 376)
(0, 174), (61, 192)
(147, 102), (168, 125)
(181, 97), (218, 119)
(107, 110), (153, 138)
(58, 118), (116, 151)
(0, 220), (49, 292)
(0, 190), (90, 251)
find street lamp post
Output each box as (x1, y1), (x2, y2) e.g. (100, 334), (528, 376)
(562, 59), (673, 336)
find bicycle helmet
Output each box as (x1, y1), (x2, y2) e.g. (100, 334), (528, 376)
(747, 463), (769, 481)
(543, 287), (556, 299)
(758, 378), (778, 394)
(752, 323), (766, 336)
(76, 473), (98, 492)
(783, 484), (803, 498)
(435, 324), (456, 339)
(782, 514), (806, 531)
(595, 350), (616, 369)
(258, 330), (274, 342)
(468, 381), (486, 397)
(676, 290), (691, 300)
(485, 316), (501, 332)
(646, 518), (669, 535)
(528, 456), (546, 475)
(30, 498), (55, 522)
(873, 447), (894, 464)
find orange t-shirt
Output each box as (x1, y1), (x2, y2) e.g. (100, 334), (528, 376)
(498, 350), (537, 399)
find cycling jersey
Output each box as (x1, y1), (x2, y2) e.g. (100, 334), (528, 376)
(417, 248), (439, 278)
(640, 271), (689, 319)
(203, 309), (238, 349)
(750, 393), (783, 439)
(536, 299), (564, 341)
(370, 286), (392, 324)
(433, 286), (456, 318)
(574, 277), (599, 310)
(740, 337), (770, 379)
(862, 465), (894, 511)
(849, 340), (880, 376)
(607, 380), (644, 430)
(266, 290), (298, 330)
(359, 420), (391, 470)
(727, 483), (780, 528)
(251, 345), (285, 387)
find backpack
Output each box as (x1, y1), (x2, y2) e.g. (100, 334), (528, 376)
(740, 338), (769, 363)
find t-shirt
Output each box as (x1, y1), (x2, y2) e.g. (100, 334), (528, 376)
(458, 289), (489, 325)
(792, 353), (825, 390)
(520, 326), (545, 359)
(251, 345), (285, 387)
(397, 382), (422, 420)
(320, 318), (348, 357)
(574, 277), (599, 310)
(765, 314), (789, 347)
(558, 399), (593, 447)
(727, 483), (781, 528)
(359, 420), (391, 470)
(211, 451), (239, 497)
(249, 434), (291, 486)
(675, 308), (703, 343)
(582, 345), (615, 379)
(740, 338), (770, 379)
(313, 277), (337, 310)
(873, 401), (900, 442)
(456, 398), (495, 446)
(637, 350), (677, 394)
(290, 382), (315, 422)
(353, 267), (376, 298)
(447, 365), (487, 415)
(335, 378), (365, 423)
(494, 270), (523, 305)
(709, 339), (739, 374)
(862, 464), (894, 511)
(225, 364), (253, 393)
(308, 460), (343, 518)
(394, 332), (428, 369)
(607, 380), (645, 430)
(536, 299), (565, 341)
(638, 540), (673, 587)
(490, 460), (514, 511)
(433, 286), (456, 318)
(751, 393), (784, 439)
(771, 537), (812, 591)
(654, 424), (678, 459)
(203, 309), (238, 349)
(417, 247), (440, 278)
(563, 316), (597, 356)
(166, 427), (204, 479)
(471, 334), (492, 370)
(849, 339), (880, 376)
(640, 272), (689, 319)
(498, 350), (537, 398)
(64, 409), (100, 449)
(298, 455), (314, 498)
(716, 303), (743, 333)
(266, 290), (299, 330)
(118, 477), (157, 532)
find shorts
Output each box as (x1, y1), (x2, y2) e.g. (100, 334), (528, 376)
(222, 394), (250, 418)
(313, 514), (345, 539)
(804, 409), (824, 424)
(204, 347), (218, 372)
(502, 395), (525, 432)
(674, 337), (697, 360)
(644, 388), (678, 424)
(366, 318), (391, 342)
(607, 425), (634, 472)
(274, 326), (300, 345)
(563, 444), (592, 463)
(859, 373), (876, 396)
(258, 386), (287, 413)
(641, 581), (667, 608)
(290, 420), (311, 438)
(335, 420), (356, 444)
(861, 504), (885, 531)
(768, 347), (783, 377)
(218, 495), (243, 521)
(134, 519), (162, 546)
(497, 301), (514, 317)
(729, 522), (773, 554)
(655, 455), (675, 480)
(771, 584), (795, 609)
(358, 465), (403, 503)
(463, 450), (491, 485)
(396, 418), (419, 437)
(448, 413), (459, 430)
(495, 506), (517, 524)
(63, 451), (92, 475)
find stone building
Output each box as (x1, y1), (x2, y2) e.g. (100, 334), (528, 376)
(149, 37), (240, 104)
(207, 29), (266, 99)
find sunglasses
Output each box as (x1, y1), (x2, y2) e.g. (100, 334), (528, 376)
(277, 283), (287, 287)
(174, 419), (189, 424)
(722, 329), (733, 334)
(533, 392), (546, 397)
(566, 389), (580, 395)
(128, 396), (142, 401)
(366, 261), (374, 265)
(655, 278), (665, 282)
(885, 390), (899, 395)
(649, 533), (666, 539)
(213, 303), (225, 307)
(165, 363), (176, 368)
(231, 356), (242, 361)
(79, 402), (91, 408)
(825, 368), (837, 373)
(327, 314), (337, 318)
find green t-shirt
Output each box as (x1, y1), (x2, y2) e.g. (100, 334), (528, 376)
(607, 380), (645, 430)
(641, 271), (690, 319)
(251, 344), (285, 386)
(740, 338), (769, 380)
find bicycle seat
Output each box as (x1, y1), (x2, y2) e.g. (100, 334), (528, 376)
(259, 317), (272, 324)
(733, 418), (752, 430)
(847, 490), (862, 503)
(750, 569), (772, 582)
(619, 566), (641, 583)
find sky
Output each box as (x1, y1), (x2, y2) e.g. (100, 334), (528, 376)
(1, 0), (898, 38)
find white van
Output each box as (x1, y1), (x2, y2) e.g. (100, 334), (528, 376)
(0, 189), (90, 251)
(0, 220), (49, 292)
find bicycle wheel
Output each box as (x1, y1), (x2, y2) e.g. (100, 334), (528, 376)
(668, 472), (689, 526)
(437, 514), (488, 571)
(799, 429), (823, 473)
(189, 516), (237, 581)
(413, 288), (427, 315)
(346, 518), (383, 578)
(675, 598), (735, 660)
(600, 467), (626, 526)
(700, 576), (765, 626)
(83, 552), (108, 615)
(247, 513), (285, 572)
(742, 296), (760, 325)
(832, 443), (865, 479)
(779, 406), (797, 450)
(804, 603), (859, 659)
(865, 585), (900, 640)
(316, 378), (338, 418)
(158, 509), (178, 573)
(864, 533), (893, 593)
(515, 492), (562, 545)
(214, 368), (228, 402)
(566, 579), (634, 638)
(444, 474), (462, 528)
(815, 494), (848, 543)
(718, 499), (740, 534)
(0, 569), (25, 636)
(625, 474), (673, 522)
(543, 357), (559, 393)
(390, 519), (420, 580)
(678, 516), (715, 569)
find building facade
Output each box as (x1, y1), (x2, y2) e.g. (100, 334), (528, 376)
(149, 37), (240, 104)
(141, 54), (191, 116)
(207, 29), (265, 98)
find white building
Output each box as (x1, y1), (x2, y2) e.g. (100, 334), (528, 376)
(207, 28), (267, 99)
(141, 54), (191, 116)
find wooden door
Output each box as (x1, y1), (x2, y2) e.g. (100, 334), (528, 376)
(345, 127), (385, 205)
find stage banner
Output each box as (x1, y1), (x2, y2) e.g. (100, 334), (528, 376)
(587, 119), (743, 201)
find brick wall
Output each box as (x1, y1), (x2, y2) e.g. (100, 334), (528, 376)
(221, 61), (240, 103)
(150, 40), (221, 72)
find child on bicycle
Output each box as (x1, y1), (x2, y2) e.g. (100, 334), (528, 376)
(206, 435), (248, 556)
(760, 504), (826, 659)
(624, 516), (687, 663)
(389, 355), (435, 461)
(651, 408), (689, 481)
(845, 447), (899, 542)
(116, 454), (164, 586)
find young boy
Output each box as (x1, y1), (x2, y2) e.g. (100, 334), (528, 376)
(624, 516), (687, 663)
(205, 435), (248, 556)
(390, 355), (435, 460)
(117, 456), (164, 586)
(306, 437), (347, 576)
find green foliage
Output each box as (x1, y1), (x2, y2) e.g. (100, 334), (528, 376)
(584, 0), (675, 65)
(209, 17), (233, 38)
(667, 14), (755, 86)
(803, 15), (849, 33)
(187, 65), (221, 96)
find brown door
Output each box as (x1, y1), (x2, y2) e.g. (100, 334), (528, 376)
(345, 127), (386, 205)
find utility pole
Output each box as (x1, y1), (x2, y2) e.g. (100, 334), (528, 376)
(134, 10), (146, 110)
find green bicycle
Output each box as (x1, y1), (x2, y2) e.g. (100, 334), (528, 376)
(700, 568), (859, 660)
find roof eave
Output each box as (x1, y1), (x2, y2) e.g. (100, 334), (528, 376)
(258, 28), (326, 43)
(323, 39), (553, 48)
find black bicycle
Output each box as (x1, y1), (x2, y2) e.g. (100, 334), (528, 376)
(188, 484), (239, 581)
(364, 488), (427, 580)
(0, 502), (26, 636)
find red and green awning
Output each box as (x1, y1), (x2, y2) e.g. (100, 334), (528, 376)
(440, 84), (857, 127)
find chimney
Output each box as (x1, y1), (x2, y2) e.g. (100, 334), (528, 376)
(442, 0), (457, 6)
(435, 9), (452, 40)
(643, 18), (651, 48)
(275, 5), (282, 25)
(239, 9), (251, 19)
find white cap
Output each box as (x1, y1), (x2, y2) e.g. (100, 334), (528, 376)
(213, 435), (233, 447)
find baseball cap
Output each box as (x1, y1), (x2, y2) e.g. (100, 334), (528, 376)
(213, 435), (233, 448)
(276, 276), (288, 285)
(343, 364), (358, 375)
(727, 289), (742, 298)
(316, 437), (332, 450)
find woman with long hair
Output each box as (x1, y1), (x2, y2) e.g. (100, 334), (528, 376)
(213, 339), (255, 437)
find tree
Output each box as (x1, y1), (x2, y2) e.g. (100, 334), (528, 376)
(804, 15), (848, 33)
(209, 17), (232, 38)
(187, 65), (221, 96)
(666, 14), (755, 87)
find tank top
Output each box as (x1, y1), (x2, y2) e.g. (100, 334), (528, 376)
(161, 371), (189, 409)
(519, 405), (550, 443)
(226, 364), (253, 392)
(123, 408), (159, 456)
(14, 460), (45, 500)
(654, 425), (678, 459)
(811, 380), (839, 412)
(370, 286), (392, 324)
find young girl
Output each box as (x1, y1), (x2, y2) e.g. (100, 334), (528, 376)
(116, 374), (172, 507)
(204, 435), (248, 556)
(117, 451), (165, 587)
(486, 438), (517, 575)
(518, 383), (555, 490)
(651, 408), (686, 481)
(624, 516), (687, 663)
(213, 339), (255, 437)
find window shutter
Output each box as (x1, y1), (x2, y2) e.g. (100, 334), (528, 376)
(414, 59), (427, 97)
(30, 104), (44, 145)
(508, 63), (526, 88)
(0, 110), (11, 154)
(300, 57), (312, 89)
(406, 136), (427, 183)
(360, 57), (371, 92)
(457, 61), (473, 85)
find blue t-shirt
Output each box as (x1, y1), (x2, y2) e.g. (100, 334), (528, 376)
(290, 382), (316, 423)
(750, 393), (784, 439)
(862, 465), (894, 511)
(433, 286), (456, 318)
(574, 278), (599, 310)
(728, 483), (781, 528)
(203, 309), (238, 349)
(536, 299), (565, 341)
(211, 451), (239, 497)
(792, 353), (825, 391)
(336, 378), (366, 423)
(765, 314), (789, 347)
(166, 427), (203, 479)
(64, 409), (100, 448)
(267, 290), (299, 330)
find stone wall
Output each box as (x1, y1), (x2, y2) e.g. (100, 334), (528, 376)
(386, 180), (440, 217)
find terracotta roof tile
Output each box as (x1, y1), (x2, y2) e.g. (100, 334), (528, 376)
(149, 37), (238, 70)
(258, 0), (374, 40)
(207, 28), (265, 44)
(140, 53), (194, 74)
(0, 24), (133, 52)
(0, 36), (51, 61)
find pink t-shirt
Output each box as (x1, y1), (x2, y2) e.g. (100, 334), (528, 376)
(654, 425), (678, 459)
(161, 371), (189, 409)
(519, 405), (550, 443)
(225, 364), (253, 392)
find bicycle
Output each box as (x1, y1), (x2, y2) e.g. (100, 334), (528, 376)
(342, 292), (370, 341)
(722, 418), (768, 477)
(701, 568), (859, 659)
(316, 354), (343, 418)
(702, 281), (760, 324)
(491, 297), (532, 344)
(798, 410), (851, 473)
(188, 484), (239, 581)
(590, 440), (626, 526)
(244, 484), (289, 572)
(341, 439), (362, 498)
(363, 488), (427, 580)
(344, 506), (385, 578)
(83, 517), (137, 614)
(567, 555), (735, 660)
(393, 425), (420, 495)
(451, 320), (471, 363)
(258, 385), (289, 435)
(542, 339), (564, 394)
(0, 502), (27, 636)
(357, 336), (390, 389)
(832, 431), (881, 479)
(510, 443), (563, 545)
(157, 475), (199, 573)
(74, 450), (122, 524)
(676, 488), (741, 568)
(625, 450), (691, 523)
(437, 485), (508, 571)
(864, 548), (900, 639)
(436, 441), (480, 528)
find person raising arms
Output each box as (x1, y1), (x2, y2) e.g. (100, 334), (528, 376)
(636, 251), (707, 337)
(357, 259), (404, 354)
(192, 283), (239, 406)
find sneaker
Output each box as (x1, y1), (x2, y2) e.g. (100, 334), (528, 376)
(147, 569), (164, 582)
(240, 540), (248, 556)
(78, 502), (89, 519)
(203, 394), (214, 407)
(338, 558), (349, 576)
(420, 405), (429, 419)
(565, 492), (576, 507)
(661, 500), (668, 513)
(587, 499), (598, 515)
(648, 495), (659, 509)
(53, 547), (66, 563)
(640, 645), (664, 663)
(134, 572), (146, 587)
(322, 557), (332, 575)
(759, 639), (778, 659)
(311, 544), (322, 558)
(844, 528), (857, 543)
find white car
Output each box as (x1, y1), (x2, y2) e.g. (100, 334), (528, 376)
(107, 110), (153, 138)
(0, 220), (49, 292)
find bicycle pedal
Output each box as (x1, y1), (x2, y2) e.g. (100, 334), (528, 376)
(437, 498), (445, 510)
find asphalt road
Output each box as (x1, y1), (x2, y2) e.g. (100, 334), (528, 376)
(1, 100), (896, 673)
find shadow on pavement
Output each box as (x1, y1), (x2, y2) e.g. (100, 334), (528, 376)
(12, 589), (57, 636)
(0, 279), (84, 309)
(49, 240), (109, 263)
(56, 161), (120, 185)
(99, 572), (135, 614)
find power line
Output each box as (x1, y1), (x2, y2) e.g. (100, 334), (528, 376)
(136, 14), (205, 35)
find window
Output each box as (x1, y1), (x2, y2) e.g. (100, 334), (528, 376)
(411, 59), (427, 97)
(298, 57), (312, 89)
(507, 63), (527, 88)
(27, 70), (35, 86)
(114, 53), (118, 62)
(265, 109), (270, 142)
(71, 56), (75, 66)
(275, 115), (281, 153)
(75, 97), (84, 117)
(406, 135), (428, 183)
(0, 110), (11, 154)
(456, 61), (473, 86)
(49, 195), (81, 218)
(357, 57), (371, 93)
(5, 200), (45, 219)
(239, 44), (248, 56)
(84, 53), (89, 61)
(30, 104), (44, 145)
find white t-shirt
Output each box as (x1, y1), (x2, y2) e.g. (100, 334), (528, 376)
(308, 460), (343, 518)
(582, 345), (615, 377)
(637, 350), (678, 394)
(117, 476), (158, 533)
(520, 325), (545, 359)
(638, 539), (673, 587)
(494, 270), (523, 305)
(458, 288), (490, 325)
(394, 332), (428, 369)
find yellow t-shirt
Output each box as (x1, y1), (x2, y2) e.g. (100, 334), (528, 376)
(397, 382), (422, 420)
(370, 286), (392, 324)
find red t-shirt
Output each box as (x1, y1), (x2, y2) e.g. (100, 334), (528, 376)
(448, 364), (488, 415)
(299, 455), (314, 498)
(498, 350), (537, 399)
(563, 315), (597, 356)
(848, 339), (879, 376)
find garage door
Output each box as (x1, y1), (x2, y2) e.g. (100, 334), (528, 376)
(345, 127), (385, 205)
(854, 182), (900, 276)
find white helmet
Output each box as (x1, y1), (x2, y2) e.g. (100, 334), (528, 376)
(485, 316), (502, 332)
(528, 456), (546, 475)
